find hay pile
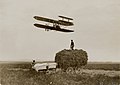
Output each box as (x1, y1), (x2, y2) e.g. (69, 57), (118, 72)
(55, 49), (88, 70)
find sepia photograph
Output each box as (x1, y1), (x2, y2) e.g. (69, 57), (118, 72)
(0, 0), (120, 85)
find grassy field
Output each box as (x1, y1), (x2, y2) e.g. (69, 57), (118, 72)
(0, 62), (120, 85)
(84, 62), (120, 71)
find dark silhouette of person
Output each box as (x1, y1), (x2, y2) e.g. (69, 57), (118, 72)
(70, 40), (74, 50)
(31, 60), (35, 66)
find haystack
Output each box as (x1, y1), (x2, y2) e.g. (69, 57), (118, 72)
(55, 49), (88, 70)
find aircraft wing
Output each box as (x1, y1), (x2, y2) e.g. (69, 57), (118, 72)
(34, 16), (74, 26)
(34, 23), (54, 30)
(59, 15), (73, 20)
(34, 23), (74, 32)
(58, 20), (74, 26)
(58, 28), (74, 32)
(34, 16), (58, 23)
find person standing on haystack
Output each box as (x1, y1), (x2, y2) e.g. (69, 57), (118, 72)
(70, 40), (74, 50)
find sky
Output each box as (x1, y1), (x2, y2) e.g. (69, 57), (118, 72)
(0, 0), (120, 62)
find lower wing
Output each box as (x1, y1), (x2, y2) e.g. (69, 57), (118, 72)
(34, 23), (74, 32)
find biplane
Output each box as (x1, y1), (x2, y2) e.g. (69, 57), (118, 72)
(33, 15), (74, 32)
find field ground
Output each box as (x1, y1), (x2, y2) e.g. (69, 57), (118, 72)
(0, 62), (120, 85)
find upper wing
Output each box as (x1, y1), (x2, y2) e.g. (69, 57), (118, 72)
(59, 15), (73, 20)
(34, 16), (58, 23)
(34, 23), (74, 32)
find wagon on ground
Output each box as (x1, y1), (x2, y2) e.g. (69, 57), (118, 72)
(32, 62), (57, 72)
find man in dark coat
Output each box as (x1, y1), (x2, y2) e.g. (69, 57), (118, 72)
(70, 40), (74, 50)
